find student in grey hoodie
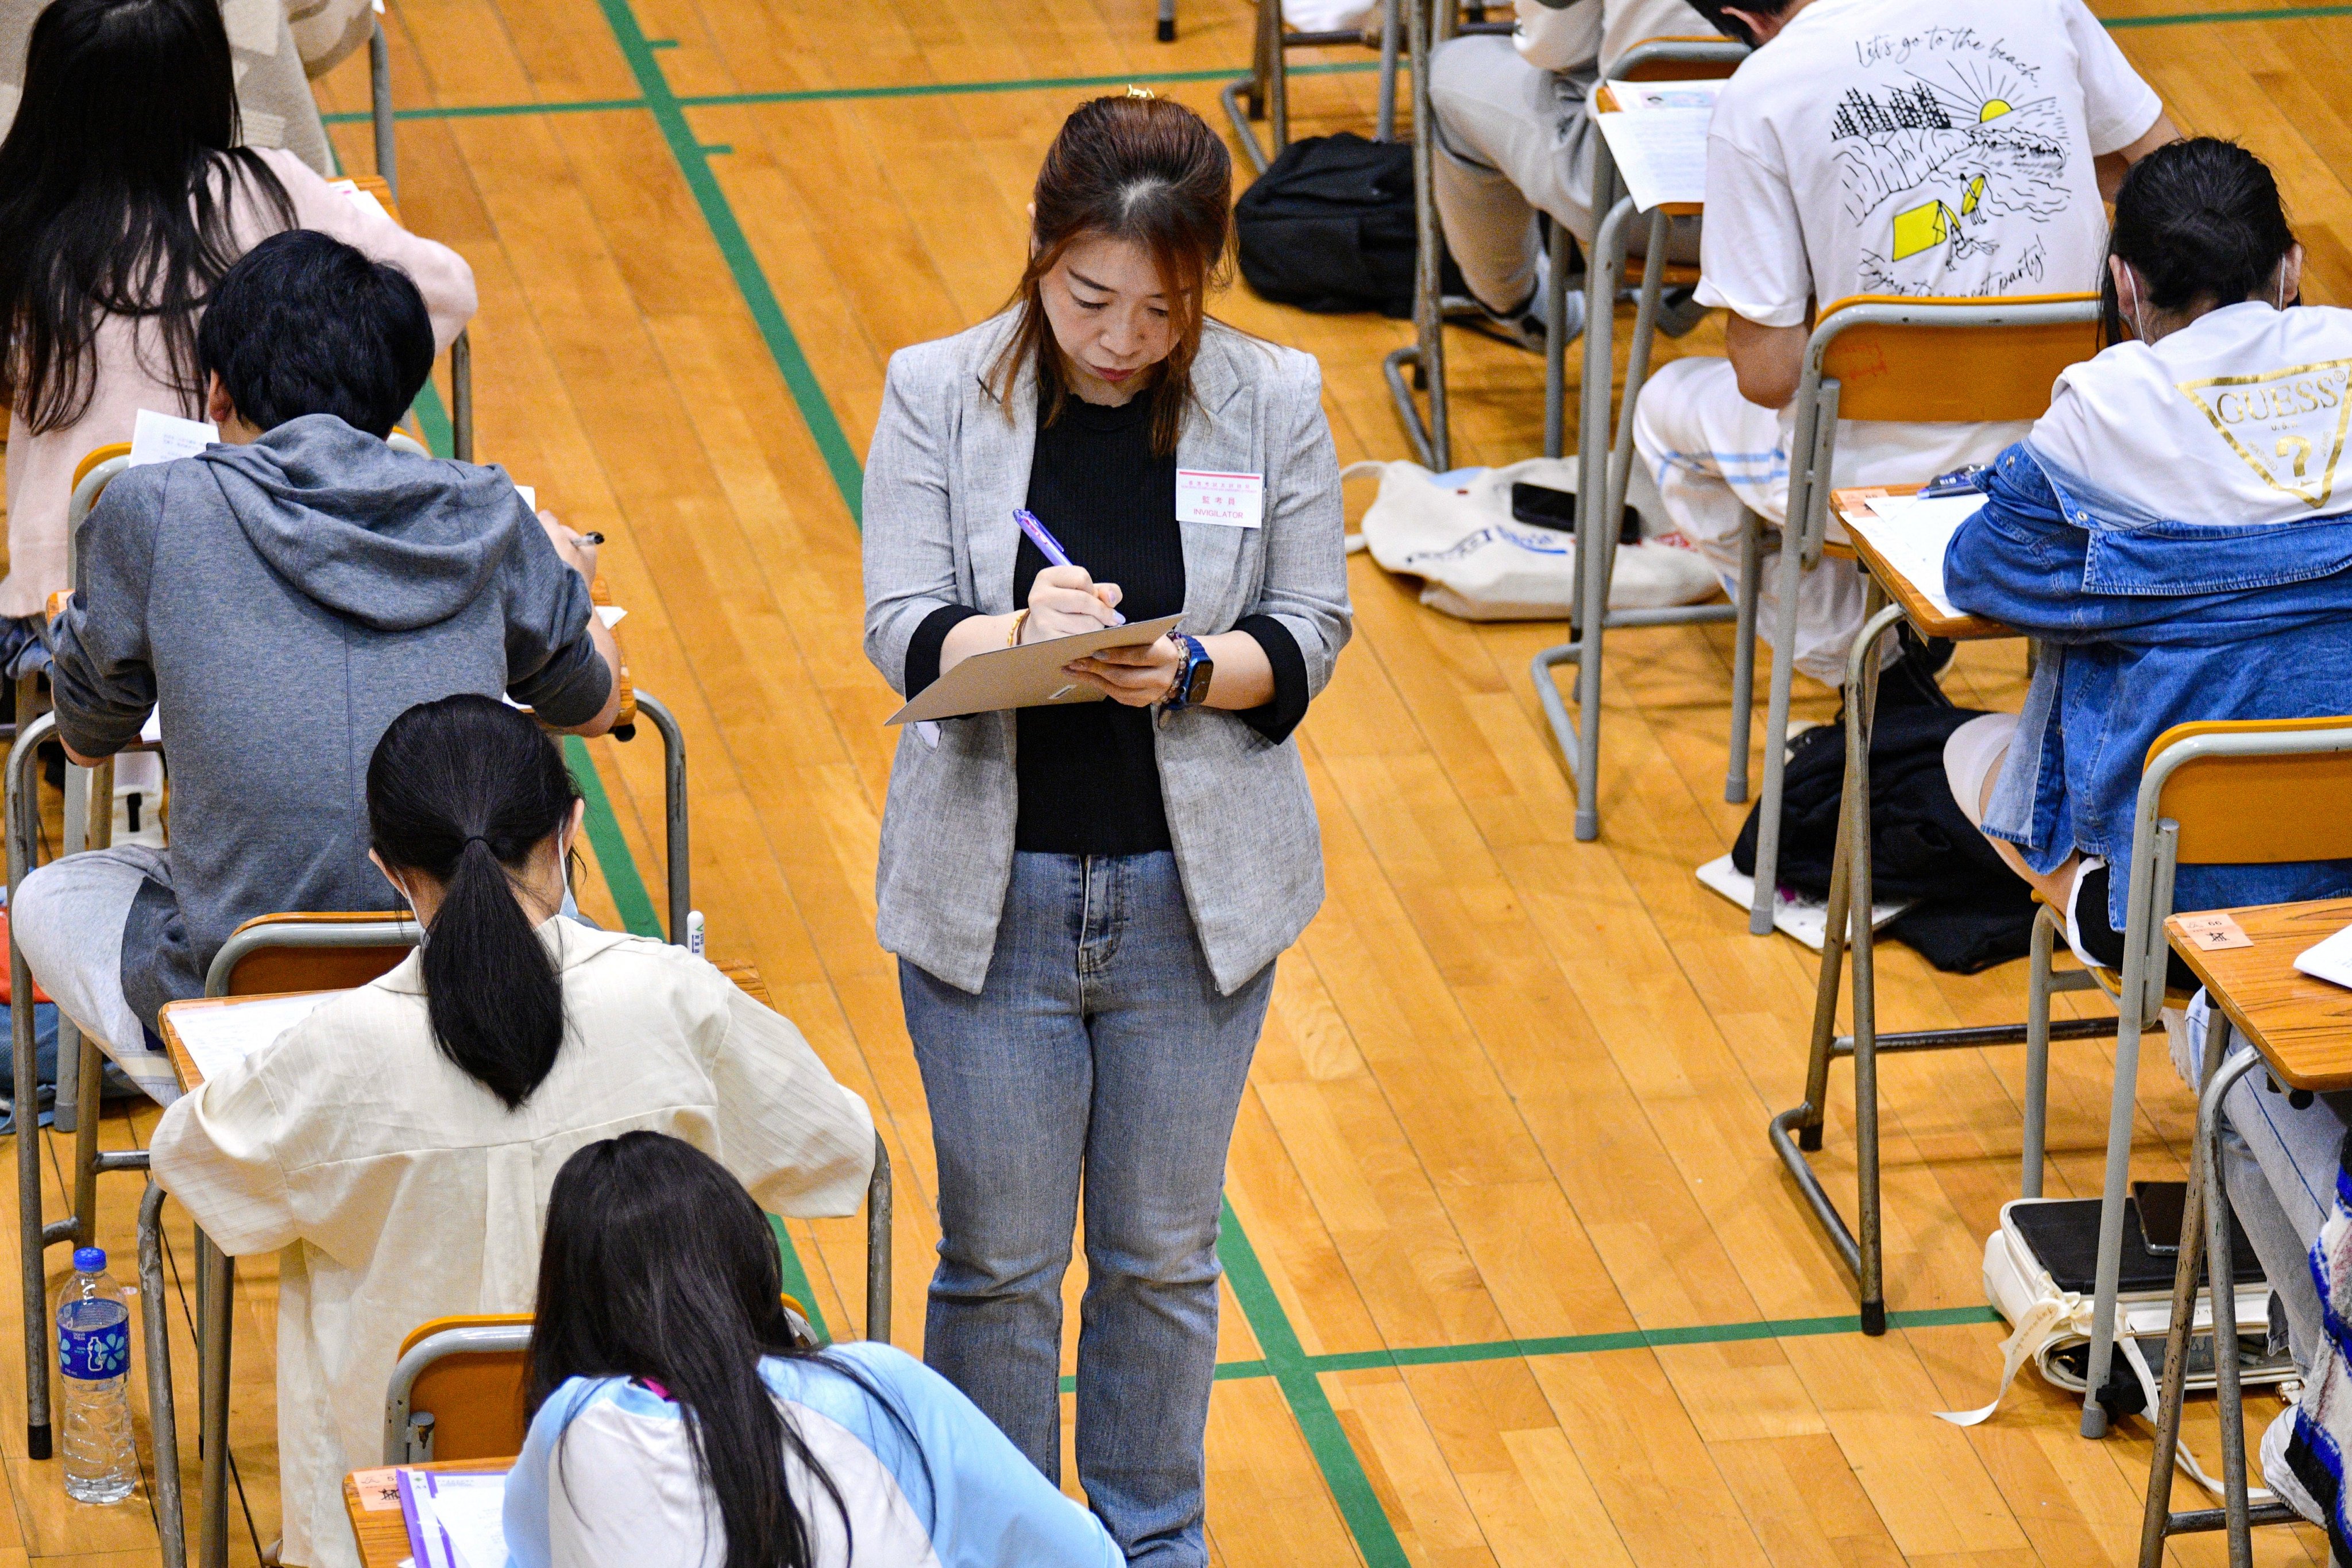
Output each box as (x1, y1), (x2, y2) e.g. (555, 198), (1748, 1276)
(16, 229), (620, 1103)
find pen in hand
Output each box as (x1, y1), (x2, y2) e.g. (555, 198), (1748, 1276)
(1014, 508), (1125, 625)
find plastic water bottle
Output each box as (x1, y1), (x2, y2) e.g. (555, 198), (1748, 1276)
(55, 1247), (135, 1504)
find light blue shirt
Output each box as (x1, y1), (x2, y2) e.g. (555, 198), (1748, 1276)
(503, 1342), (1121, 1568)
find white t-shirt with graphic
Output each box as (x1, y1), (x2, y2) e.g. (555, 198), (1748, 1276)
(1694, 0), (2162, 327)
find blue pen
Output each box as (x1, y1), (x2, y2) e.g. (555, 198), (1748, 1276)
(1014, 508), (1124, 625)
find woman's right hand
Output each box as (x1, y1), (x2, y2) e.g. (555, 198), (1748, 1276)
(1024, 565), (1124, 642)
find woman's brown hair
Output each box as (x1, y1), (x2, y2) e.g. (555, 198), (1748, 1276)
(987, 93), (1233, 455)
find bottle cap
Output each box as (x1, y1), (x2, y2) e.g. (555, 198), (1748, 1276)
(72, 1247), (104, 1273)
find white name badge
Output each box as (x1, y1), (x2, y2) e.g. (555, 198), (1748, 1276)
(1176, 469), (1264, 528)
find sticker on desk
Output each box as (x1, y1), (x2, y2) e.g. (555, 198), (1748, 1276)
(2177, 913), (2254, 951)
(1176, 470), (1262, 528)
(352, 1467), (402, 1511)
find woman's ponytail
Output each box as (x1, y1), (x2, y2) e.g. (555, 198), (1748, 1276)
(366, 694), (581, 1109)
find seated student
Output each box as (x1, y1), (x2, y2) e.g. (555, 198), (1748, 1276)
(150, 696), (879, 1568)
(14, 230), (619, 1104)
(508, 1130), (1121, 1568)
(1631, 0), (2174, 700)
(1428, 0), (1713, 347)
(0, 0), (476, 644)
(1937, 137), (2352, 1523)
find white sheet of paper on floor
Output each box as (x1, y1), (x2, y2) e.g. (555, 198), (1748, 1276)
(2293, 922), (2352, 990)
(128, 408), (218, 468)
(1837, 493), (1986, 621)
(516, 485), (536, 511)
(1594, 79), (1718, 210)
(1695, 852), (1913, 951)
(168, 991), (345, 1083)
(596, 605), (625, 628)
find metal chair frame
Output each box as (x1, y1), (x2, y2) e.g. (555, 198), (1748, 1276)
(380, 1130), (898, 1462)
(1223, 0), (1427, 175)
(1524, 36), (1746, 840)
(2133, 1014), (2303, 1564)
(1385, 31), (1743, 474)
(1741, 294), (2104, 934)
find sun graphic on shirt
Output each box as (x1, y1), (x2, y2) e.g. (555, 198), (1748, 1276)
(1979, 99), (2012, 121)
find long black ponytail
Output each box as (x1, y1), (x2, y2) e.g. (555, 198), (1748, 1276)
(2103, 137), (2298, 345)
(528, 1133), (867, 1568)
(366, 694), (580, 1109)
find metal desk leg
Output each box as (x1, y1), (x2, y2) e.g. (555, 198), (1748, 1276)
(197, 1234), (234, 1568)
(451, 330), (473, 464)
(1726, 515), (1761, 804)
(1747, 522), (1810, 933)
(2200, 1049), (2258, 1564)
(1380, 0), (1447, 466)
(2022, 904), (2059, 1198)
(140, 1183), (187, 1568)
(370, 19), (396, 202)
(866, 1134), (892, 1345)
(1376, 0), (1400, 140)
(629, 693), (690, 945)
(1841, 588), (1891, 1334)
(2081, 897), (2162, 1437)
(11, 712), (52, 1458)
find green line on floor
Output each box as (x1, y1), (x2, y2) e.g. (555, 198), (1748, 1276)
(588, 0), (867, 517)
(1217, 1198), (1411, 1567)
(2104, 3), (2352, 24)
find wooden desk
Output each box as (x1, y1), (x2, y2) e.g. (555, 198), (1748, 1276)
(2166, 897), (2352, 1092)
(1829, 484), (2010, 640)
(343, 1460), (509, 1568)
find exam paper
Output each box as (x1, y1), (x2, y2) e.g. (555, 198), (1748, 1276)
(325, 176), (395, 226)
(400, 1470), (508, 1568)
(128, 408), (218, 468)
(2295, 922), (2352, 991)
(1840, 493), (1986, 620)
(1596, 79), (1720, 210)
(168, 992), (341, 1083)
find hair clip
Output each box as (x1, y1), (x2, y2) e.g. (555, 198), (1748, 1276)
(1125, 84), (1156, 99)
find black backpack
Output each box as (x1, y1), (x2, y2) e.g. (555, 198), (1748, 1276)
(1235, 133), (1450, 318)
(1731, 705), (2036, 973)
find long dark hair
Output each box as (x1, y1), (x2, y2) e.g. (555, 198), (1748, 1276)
(527, 1134), (858, 1568)
(366, 695), (580, 1110)
(0, 0), (294, 435)
(2102, 137), (2297, 345)
(987, 93), (1233, 455)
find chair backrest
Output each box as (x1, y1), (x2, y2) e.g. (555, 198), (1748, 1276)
(387, 429), (431, 457)
(1612, 36), (1747, 81)
(2147, 717), (2352, 866)
(206, 912), (420, 998)
(385, 1291), (821, 1462)
(386, 1315), (533, 1463)
(1813, 293), (2104, 424)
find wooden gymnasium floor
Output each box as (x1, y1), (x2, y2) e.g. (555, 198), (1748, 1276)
(4, 1), (2352, 1563)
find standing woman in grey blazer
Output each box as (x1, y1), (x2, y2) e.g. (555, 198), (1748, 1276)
(861, 93), (1349, 1568)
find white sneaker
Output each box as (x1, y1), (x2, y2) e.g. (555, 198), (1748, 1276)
(2262, 1400), (2329, 1528)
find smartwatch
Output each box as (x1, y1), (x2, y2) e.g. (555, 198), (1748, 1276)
(1162, 634), (1214, 714)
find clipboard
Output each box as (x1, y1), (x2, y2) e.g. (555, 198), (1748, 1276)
(885, 613), (1184, 725)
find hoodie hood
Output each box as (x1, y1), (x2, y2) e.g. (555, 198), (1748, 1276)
(196, 414), (528, 631)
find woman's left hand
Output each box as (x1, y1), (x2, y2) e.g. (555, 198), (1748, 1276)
(1066, 635), (1183, 708)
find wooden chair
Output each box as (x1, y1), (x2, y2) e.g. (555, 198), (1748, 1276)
(2050, 716), (2352, 1443)
(1741, 293), (2104, 926)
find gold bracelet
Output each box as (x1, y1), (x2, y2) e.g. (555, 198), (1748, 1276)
(1007, 609), (1031, 647)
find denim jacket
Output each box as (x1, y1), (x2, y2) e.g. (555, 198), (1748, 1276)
(1945, 442), (2352, 928)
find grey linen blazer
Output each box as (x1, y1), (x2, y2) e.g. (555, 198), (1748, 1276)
(862, 311), (1351, 995)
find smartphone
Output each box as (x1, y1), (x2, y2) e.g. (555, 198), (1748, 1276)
(1509, 482), (1643, 545)
(2134, 1180), (2188, 1256)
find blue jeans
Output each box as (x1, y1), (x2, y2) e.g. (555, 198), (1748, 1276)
(899, 851), (1275, 1568)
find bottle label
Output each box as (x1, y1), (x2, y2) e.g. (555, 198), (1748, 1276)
(59, 1320), (128, 1381)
